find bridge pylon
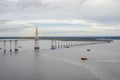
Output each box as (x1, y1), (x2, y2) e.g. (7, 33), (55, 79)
(34, 27), (40, 49)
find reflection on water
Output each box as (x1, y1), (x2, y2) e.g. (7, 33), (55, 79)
(34, 49), (40, 53)
(0, 40), (120, 80)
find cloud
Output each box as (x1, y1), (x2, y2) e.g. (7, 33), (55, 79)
(80, 0), (88, 5)
(0, 19), (119, 36)
(0, 0), (120, 36)
(17, 0), (49, 8)
(16, 0), (120, 25)
(78, 0), (120, 21)
(0, 0), (16, 14)
(0, 0), (120, 24)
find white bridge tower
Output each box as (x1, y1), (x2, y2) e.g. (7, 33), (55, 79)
(34, 27), (40, 49)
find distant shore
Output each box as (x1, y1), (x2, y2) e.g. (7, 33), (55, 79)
(0, 36), (120, 40)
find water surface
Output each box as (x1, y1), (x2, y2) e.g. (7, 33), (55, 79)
(0, 40), (120, 80)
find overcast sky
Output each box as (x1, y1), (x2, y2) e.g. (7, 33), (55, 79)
(0, 0), (120, 36)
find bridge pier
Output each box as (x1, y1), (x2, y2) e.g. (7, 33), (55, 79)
(61, 40), (63, 48)
(51, 39), (55, 49)
(55, 39), (57, 49)
(57, 40), (60, 48)
(15, 40), (18, 51)
(10, 40), (12, 52)
(71, 40), (73, 47)
(73, 41), (75, 46)
(68, 40), (70, 47)
(64, 40), (66, 48)
(34, 40), (39, 49)
(65, 40), (70, 48)
(4, 40), (6, 53)
(34, 27), (40, 49)
(77, 41), (79, 46)
(63, 40), (65, 47)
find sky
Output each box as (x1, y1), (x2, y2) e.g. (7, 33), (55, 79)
(0, 0), (120, 37)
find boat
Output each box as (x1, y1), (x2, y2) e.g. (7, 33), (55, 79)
(81, 56), (88, 61)
(87, 49), (91, 51)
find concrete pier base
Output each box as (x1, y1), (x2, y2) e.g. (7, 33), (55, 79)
(34, 47), (40, 49)
(65, 46), (70, 48)
(4, 50), (6, 53)
(10, 49), (12, 52)
(51, 46), (55, 50)
(15, 49), (18, 51)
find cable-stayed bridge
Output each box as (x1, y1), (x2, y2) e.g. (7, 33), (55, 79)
(0, 27), (113, 53)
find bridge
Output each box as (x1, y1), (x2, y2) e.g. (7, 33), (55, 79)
(0, 27), (113, 53)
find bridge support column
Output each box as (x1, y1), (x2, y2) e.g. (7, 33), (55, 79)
(73, 41), (75, 46)
(65, 40), (69, 48)
(64, 40), (66, 47)
(55, 40), (57, 49)
(71, 40), (73, 47)
(68, 40), (70, 47)
(51, 39), (55, 49)
(34, 27), (40, 50)
(61, 40), (63, 48)
(15, 40), (18, 51)
(10, 40), (12, 52)
(58, 40), (60, 48)
(4, 40), (6, 52)
(34, 40), (39, 49)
